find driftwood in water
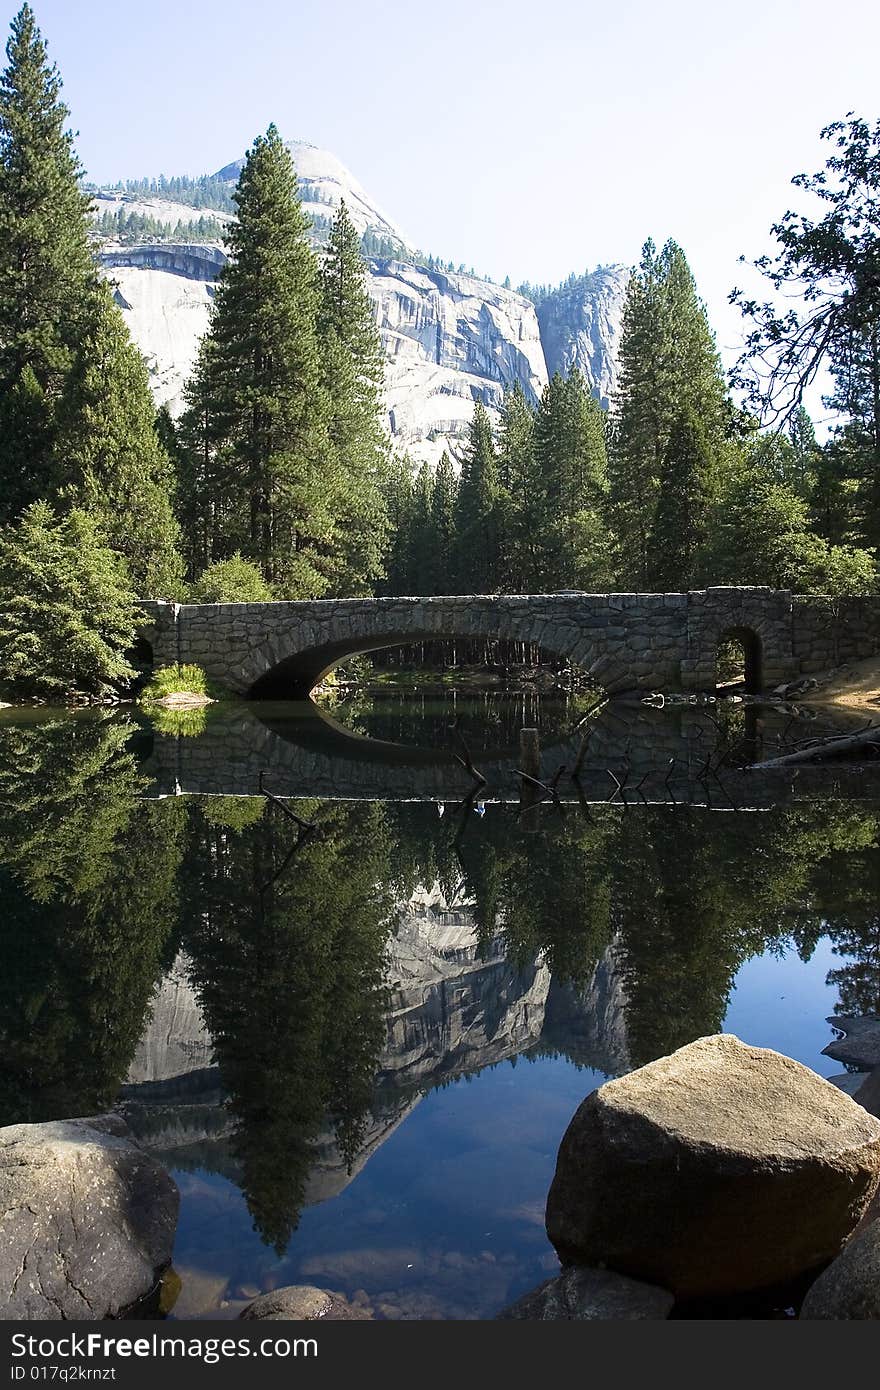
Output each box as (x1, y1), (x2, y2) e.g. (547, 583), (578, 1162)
(449, 717), (487, 786)
(750, 724), (880, 770)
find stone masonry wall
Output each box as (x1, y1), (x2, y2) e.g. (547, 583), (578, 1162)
(137, 587), (879, 698)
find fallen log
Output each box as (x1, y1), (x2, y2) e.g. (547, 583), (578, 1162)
(749, 724), (880, 769)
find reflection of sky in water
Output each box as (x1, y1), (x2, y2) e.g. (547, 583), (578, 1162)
(722, 938), (848, 1076)
(170, 940), (851, 1320)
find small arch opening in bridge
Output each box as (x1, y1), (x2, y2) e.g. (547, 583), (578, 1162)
(123, 635), (155, 697)
(716, 627), (763, 695)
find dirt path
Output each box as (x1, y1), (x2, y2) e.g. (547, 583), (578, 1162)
(801, 654), (880, 710)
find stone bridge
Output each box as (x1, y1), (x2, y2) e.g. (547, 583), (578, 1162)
(138, 588), (880, 698)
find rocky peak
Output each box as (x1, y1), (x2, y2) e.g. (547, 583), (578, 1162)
(214, 139), (408, 253)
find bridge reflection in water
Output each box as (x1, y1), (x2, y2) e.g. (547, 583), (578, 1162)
(140, 697), (865, 810)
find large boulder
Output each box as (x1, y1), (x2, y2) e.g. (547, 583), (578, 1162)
(800, 1220), (880, 1318)
(239, 1286), (371, 1321)
(497, 1266), (673, 1320)
(855, 1067), (880, 1121)
(0, 1115), (179, 1320)
(545, 1034), (880, 1298)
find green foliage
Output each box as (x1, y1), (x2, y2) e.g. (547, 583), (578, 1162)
(0, 502), (138, 700)
(531, 370), (614, 590)
(453, 402), (505, 590)
(707, 449), (876, 594)
(54, 280), (185, 597)
(95, 206), (225, 243)
(318, 200), (390, 593)
(609, 238), (730, 586)
(732, 115), (880, 554)
(178, 126), (339, 596)
(189, 554), (273, 603)
(140, 664), (210, 702)
(200, 795), (267, 832)
(0, 6), (184, 597)
(0, 4), (97, 518)
(647, 412), (714, 589)
(99, 172), (237, 213)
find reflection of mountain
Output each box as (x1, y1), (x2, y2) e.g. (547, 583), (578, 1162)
(121, 894), (628, 1204)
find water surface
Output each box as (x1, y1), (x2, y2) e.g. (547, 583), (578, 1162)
(0, 692), (877, 1318)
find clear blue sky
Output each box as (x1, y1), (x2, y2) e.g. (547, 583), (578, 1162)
(13, 0), (880, 410)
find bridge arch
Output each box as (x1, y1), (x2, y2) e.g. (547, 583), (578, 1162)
(715, 625), (764, 695)
(247, 623), (604, 698)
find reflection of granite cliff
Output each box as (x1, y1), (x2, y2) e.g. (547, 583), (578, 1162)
(121, 894), (628, 1201)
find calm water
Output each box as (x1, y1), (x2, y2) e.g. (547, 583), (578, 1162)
(1, 692), (878, 1319)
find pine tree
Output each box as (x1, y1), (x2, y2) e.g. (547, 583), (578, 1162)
(0, 501), (138, 699)
(646, 412), (713, 590)
(788, 406), (820, 497)
(0, 4), (97, 516)
(54, 283), (184, 596)
(0, 6), (183, 596)
(408, 462), (436, 594)
(608, 239), (729, 587)
(498, 384), (540, 589)
(452, 403), (504, 591)
(532, 372), (612, 590)
(429, 450), (458, 594)
(319, 200), (389, 594)
(179, 125), (335, 596)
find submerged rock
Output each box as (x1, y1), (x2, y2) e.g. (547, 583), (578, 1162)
(239, 1285), (371, 1320)
(545, 1034), (880, 1298)
(823, 1015), (880, 1071)
(497, 1266), (673, 1320)
(800, 1220), (880, 1319)
(0, 1115), (179, 1320)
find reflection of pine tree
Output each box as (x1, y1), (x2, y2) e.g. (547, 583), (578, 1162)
(827, 922), (880, 1018)
(611, 804), (868, 1067)
(818, 820), (880, 1016)
(0, 717), (183, 1123)
(183, 800), (392, 1254)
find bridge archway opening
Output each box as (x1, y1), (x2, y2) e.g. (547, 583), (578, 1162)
(125, 635), (155, 694)
(248, 634), (604, 701)
(715, 626), (763, 695)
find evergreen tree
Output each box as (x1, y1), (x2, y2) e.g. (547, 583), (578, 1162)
(497, 385), (540, 590)
(533, 371), (612, 589)
(378, 453), (416, 594)
(429, 450), (458, 594)
(0, 501), (138, 700)
(609, 239), (729, 587)
(179, 125), (335, 596)
(452, 402), (504, 591)
(319, 200), (389, 594)
(53, 282), (184, 596)
(407, 461), (436, 594)
(0, 6), (183, 596)
(189, 553), (273, 602)
(0, 4), (94, 517)
(646, 412), (714, 590)
(788, 406), (821, 497)
(706, 447), (875, 595)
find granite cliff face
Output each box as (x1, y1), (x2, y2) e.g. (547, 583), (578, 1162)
(536, 266), (628, 408)
(97, 143), (627, 460)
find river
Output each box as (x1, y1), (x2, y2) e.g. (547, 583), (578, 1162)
(0, 691), (877, 1318)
